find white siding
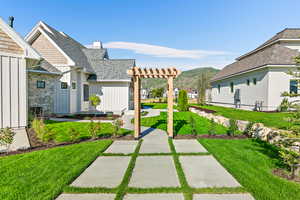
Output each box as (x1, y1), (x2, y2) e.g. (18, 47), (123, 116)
(0, 55), (27, 128)
(211, 68), (269, 110)
(90, 82), (130, 114)
(54, 66), (70, 113)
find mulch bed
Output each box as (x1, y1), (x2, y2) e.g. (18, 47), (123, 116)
(273, 168), (300, 183)
(0, 129), (133, 158)
(189, 105), (216, 113)
(174, 134), (248, 139)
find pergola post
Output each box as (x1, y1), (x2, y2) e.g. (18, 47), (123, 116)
(167, 76), (174, 138)
(134, 76), (141, 139)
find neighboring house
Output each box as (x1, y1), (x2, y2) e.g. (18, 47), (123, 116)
(25, 21), (135, 115)
(186, 88), (198, 99)
(0, 17), (41, 151)
(210, 28), (300, 111)
(141, 88), (150, 99)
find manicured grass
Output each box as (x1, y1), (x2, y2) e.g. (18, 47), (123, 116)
(142, 102), (168, 109)
(45, 120), (133, 143)
(199, 138), (300, 200)
(0, 140), (112, 200)
(192, 104), (292, 129)
(140, 111), (228, 135)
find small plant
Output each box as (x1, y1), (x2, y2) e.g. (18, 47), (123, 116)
(178, 90), (188, 111)
(208, 118), (217, 136)
(32, 118), (53, 143)
(279, 149), (300, 179)
(88, 120), (101, 139)
(227, 119), (238, 136)
(189, 115), (197, 136)
(68, 128), (80, 142)
(279, 98), (291, 112)
(0, 128), (15, 151)
(113, 119), (124, 137)
(243, 121), (254, 136)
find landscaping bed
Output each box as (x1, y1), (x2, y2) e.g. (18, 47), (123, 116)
(191, 104), (292, 129)
(174, 134), (247, 139)
(53, 113), (120, 120)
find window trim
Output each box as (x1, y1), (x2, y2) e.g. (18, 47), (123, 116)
(61, 82), (68, 89)
(83, 84), (89, 102)
(72, 82), (76, 90)
(36, 80), (45, 89)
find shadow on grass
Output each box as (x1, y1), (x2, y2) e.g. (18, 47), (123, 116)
(250, 139), (285, 168)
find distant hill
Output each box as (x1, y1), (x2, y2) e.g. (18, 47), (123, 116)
(141, 67), (219, 89)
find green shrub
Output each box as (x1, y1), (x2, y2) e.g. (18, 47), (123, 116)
(279, 98), (291, 112)
(178, 90), (188, 111)
(68, 128), (80, 142)
(88, 120), (101, 139)
(244, 122), (254, 136)
(279, 149), (300, 178)
(227, 119), (238, 136)
(113, 119), (124, 137)
(189, 115), (197, 136)
(32, 118), (54, 143)
(0, 128), (15, 149)
(89, 94), (101, 109)
(208, 118), (217, 135)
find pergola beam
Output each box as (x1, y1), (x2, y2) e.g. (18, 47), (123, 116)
(127, 67), (181, 139)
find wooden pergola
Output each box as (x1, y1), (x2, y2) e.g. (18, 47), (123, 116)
(127, 67), (181, 139)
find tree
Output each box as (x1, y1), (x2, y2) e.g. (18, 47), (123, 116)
(178, 90), (188, 111)
(197, 73), (210, 105)
(151, 88), (164, 99)
(89, 94), (101, 112)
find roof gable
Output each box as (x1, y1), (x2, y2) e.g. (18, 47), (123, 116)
(0, 17), (40, 59)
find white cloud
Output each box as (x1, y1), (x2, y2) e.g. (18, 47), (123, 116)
(103, 41), (229, 59)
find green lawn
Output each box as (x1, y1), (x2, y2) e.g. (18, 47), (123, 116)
(141, 102), (168, 109)
(140, 111), (228, 135)
(45, 120), (132, 143)
(199, 138), (300, 200)
(192, 104), (292, 129)
(0, 140), (112, 200)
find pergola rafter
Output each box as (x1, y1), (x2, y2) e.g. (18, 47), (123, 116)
(127, 67), (181, 139)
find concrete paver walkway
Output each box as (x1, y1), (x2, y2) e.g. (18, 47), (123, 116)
(179, 155), (241, 188)
(124, 193), (184, 200)
(129, 156), (180, 188)
(173, 139), (208, 153)
(71, 156), (130, 188)
(60, 109), (255, 200)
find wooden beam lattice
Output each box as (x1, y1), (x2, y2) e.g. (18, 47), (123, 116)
(127, 67), (181, 79)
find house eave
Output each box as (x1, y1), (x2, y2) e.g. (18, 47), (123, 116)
(27, 69), (62, 76)
(210, 64), (298, 83)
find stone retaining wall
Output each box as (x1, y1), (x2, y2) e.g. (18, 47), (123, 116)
(190, 107), (300, 152)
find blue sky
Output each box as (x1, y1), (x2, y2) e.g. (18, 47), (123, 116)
(1, 0), (300, 70)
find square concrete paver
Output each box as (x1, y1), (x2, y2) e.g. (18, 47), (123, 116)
(139, 140), (170, 153)
(104, 141), (138, 154)
(129, 156), (180, 188)
(173, 139), (208, 153)
(71, 156), (130, 188)
(193, 194), (255, 200)
(180, 156), (241, 188)
(56, 193), (115, 200)
(124, 193), (184, 200)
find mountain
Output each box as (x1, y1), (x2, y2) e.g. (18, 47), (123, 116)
(141, 67), (220, 89)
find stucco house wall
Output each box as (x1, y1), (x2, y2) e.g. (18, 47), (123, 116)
(211, 68), (269, 110)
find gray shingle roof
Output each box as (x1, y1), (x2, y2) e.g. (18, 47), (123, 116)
(211, 43), (300, 82)
(38, 22), (135, 80)
(39, 59), (62, 73)
(87, 59), (135, 80)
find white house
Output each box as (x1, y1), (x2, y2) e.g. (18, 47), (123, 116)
(210, 28), (300, 111)
(25, 21), (135, 115)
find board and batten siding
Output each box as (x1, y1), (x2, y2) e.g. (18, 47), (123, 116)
(90, 82), (130, 114)
(0, 55), (27, 128)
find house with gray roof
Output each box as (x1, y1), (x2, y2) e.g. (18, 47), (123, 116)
(210, 28), (300, 111)
(25, 21), (134, 115)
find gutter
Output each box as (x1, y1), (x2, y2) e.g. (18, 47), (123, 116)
(27, 69), (62, 76)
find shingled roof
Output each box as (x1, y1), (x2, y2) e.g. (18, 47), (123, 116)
(211, 29), (300, 82)
(26, 21), (135, 80)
